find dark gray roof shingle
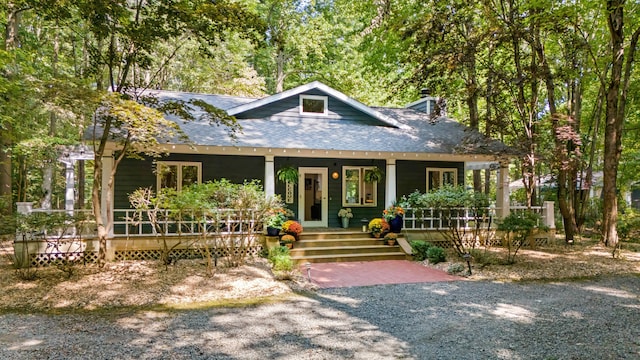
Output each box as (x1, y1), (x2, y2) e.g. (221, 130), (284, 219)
(105, 88), (515, 157)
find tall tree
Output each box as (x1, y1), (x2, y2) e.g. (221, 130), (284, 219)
(601, 0), (640, 248)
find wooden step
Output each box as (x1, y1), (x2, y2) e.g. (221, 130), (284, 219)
(290, 244), (399, 257)
(294, 238), (387, 248)
(284, 229), (407, 264)
(291, 251), (407, 264)
(297, 231), (373, 241)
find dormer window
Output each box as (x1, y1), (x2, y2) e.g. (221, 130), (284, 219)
(300, 95), (328, 115)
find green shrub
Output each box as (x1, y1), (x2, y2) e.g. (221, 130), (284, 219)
(618, 208), (640, 243)
(447, 263), (465, 274)
(469, 248), (500, 268)
(410, 240), (432, 261)
(268, 246), (293, 272)
(427, 246), (446, 264)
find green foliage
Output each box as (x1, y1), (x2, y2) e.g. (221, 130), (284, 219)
(402, 185), (489, 210)
(276, 166), (299, 184)
(0, 196), (15, 235)
(410, 240), (432, 261)
(497, 211), (547, 264)
(469, 248), (501, 268)
(402, 186), (490, 257)
(618, 208), (640, 243)
(497, 211), (545, 234)
(268, 246), (293, 272)
(364, 167), (384, 183)
(426, 246), (446, 264)
(129, 179), (285, 268)
(447, 263), (465, 275)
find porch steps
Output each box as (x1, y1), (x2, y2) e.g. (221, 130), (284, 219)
(290, 231), (407, 264)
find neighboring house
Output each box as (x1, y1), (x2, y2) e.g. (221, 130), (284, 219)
(98, 81), (515, 233)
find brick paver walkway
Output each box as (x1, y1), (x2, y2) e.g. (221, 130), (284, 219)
(301, 260), (461, 288)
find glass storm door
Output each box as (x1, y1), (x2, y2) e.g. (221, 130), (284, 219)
(298, 167), (328, 228)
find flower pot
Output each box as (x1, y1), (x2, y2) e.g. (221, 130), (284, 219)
(388, 215), (403, 233)
(284, 242), (293, 249)
(266, 227), (280, 236)
(341, 217), (349, 229)
(387, 239), (396, 246)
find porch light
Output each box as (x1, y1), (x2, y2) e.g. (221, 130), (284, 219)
(361, 218), (369, 232)
(331, 171), (339, 180)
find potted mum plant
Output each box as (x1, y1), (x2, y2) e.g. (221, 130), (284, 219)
(384, 232), (398, 246)
(280, 234), (296, 249)
(338, 208), (353, 228)
(282, 220), (303, 240)
(368, 218), (389, 238)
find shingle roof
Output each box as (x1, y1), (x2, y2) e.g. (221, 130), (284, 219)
(111, 87), (515, 157)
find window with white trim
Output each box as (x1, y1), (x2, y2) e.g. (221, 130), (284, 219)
(300, 95), (328, 115)
(343, 166), (377, 207)
(426, 168), (457, 191)
(156, 161), (202, 191)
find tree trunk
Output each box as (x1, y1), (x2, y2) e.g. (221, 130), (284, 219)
(275, 45), (285, 93)
(42, 28), (60, 210)
(602, 0), (627, 248)
(1, 3), (21, 213)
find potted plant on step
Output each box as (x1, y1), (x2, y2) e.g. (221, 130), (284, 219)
(338, 208), (353, 228)
(280, 234), (296, 249)
(368, 218), (389, 238)
(384, 232), (398, 246)
(383, 204), (405, 233)
(265, 207), (288, 236)
(282, 220), (303, 240)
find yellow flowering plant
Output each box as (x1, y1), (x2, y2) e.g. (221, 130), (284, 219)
(368, 218), (389, 237)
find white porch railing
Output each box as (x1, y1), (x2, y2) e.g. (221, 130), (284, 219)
(402, 202), (555, 231)
(112, 208), (260, 237)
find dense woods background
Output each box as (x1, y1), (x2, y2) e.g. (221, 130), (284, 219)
(1, 0), (639, 248)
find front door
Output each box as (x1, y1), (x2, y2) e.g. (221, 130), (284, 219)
(298, 167), (328, 228)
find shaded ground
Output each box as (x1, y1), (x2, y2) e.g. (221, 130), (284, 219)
(0, 275), (638, 359)
(0, 238), (638, 311)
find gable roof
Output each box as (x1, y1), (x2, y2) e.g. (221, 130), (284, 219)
(91, 84), (516, 158)
(226, 81), (410, 130)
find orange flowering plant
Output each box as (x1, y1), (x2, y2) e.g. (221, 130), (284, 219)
(383, 205), (405, 222)
(282, 220), (303, 236)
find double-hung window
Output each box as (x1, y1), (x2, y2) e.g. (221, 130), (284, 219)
(426, 168), (457, 191)
(343, 166), (377, 207)
(156, 161), (201, 192)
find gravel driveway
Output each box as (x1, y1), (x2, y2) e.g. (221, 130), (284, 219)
(1, 275), (638, 359)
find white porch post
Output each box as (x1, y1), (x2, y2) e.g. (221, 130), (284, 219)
(264, 155), (275, 198)
(543, 201), (556, 230)
(101, 153), (114, 237)
(64, 161), (75, 216)
(496, 163), (510, 219)
(385, 159), (396, 207)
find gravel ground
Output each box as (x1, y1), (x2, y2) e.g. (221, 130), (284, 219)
(1, 275), (639, 360)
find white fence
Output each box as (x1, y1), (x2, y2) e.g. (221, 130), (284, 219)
(112, 208), (261, 237)
(402, 202), (555, 231)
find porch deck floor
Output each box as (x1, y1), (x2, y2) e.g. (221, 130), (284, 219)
(301, 260), (461, 289)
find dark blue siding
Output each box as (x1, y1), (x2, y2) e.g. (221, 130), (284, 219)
(396, 160), (464, 197)
(114, 154), (264, 209)
(236, 90), (382, 126)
